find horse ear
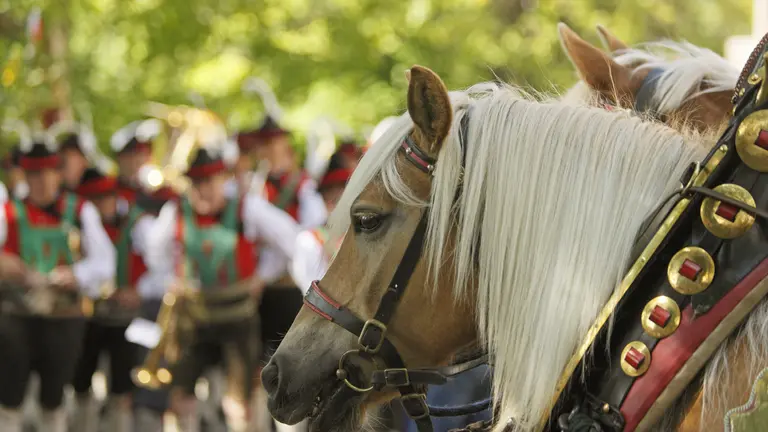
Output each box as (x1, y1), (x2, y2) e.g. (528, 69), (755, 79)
(596, 25), (629, 52)
(407, 65), (452, 155)
(559, 23), (632, 102)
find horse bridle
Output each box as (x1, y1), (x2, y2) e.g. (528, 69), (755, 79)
(303, 130), (491, 432)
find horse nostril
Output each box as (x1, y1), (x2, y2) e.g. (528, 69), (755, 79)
(261, 358), (281, 396)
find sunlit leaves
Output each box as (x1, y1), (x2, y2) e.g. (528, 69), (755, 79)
(0, 0), (755, 154)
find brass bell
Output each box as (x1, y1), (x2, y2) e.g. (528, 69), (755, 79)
(667, 247), (715, 295)
(641, 296), (681, 339)
(621, 341), (651, 377)
(700, 184), (756, 239)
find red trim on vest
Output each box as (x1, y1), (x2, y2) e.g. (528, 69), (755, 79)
(265, 172), (309, 221)
(2, 195), (85, 255)
(177, 202), (258, 281)
(620, 258), (768, 431)
(20, 155), (60, 170)
(107, 222), (148, 287)
(319, 168), (352, 189)
(118, 185), (138, 205)
(78, 176), (118, 197)
(187, 160), (225, 178)
(2, 201), (19, 255)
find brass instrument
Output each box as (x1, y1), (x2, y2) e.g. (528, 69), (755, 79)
(131, 104), (229, 389)
(131, 292), (178, 389)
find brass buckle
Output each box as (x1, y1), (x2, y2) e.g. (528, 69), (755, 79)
(400, 393), (430, 420)
(337, 350), (380, 393)
(358, 319), (387, 354)
(384, 368), (410, 387)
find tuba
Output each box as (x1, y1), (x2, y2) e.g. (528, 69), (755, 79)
(131, 103), (230, 389)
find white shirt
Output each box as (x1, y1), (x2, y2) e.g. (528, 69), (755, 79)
(0, 183), (7, 204)
(146, 193), (300, 293)
(290, 230), (329, 294)
(0, 198), (116, 299)
(13, 182), (29, 200)
(297, 179), (327, 229)
(257, 177), (327, 283)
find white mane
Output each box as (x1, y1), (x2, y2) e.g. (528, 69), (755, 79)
(331, 84), (710, 430)
(563, 40), (738, 114)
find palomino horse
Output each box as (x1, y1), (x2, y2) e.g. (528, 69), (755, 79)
(559, 24), (738, 135)
(262, 64), (767, 432)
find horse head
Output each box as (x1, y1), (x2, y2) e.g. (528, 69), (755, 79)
(559, 23), (737, 133)
(262, 66), (479, 431)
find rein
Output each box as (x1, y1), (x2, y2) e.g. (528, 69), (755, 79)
(303, 121), (492, 431)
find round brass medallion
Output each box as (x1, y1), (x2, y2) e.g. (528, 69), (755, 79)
(735, 110), (768, 172)
(641, 296), (682, 339)
(700, 184), (756, 239)
(621, 341), (651, 377)
(667, 247), (715, 295)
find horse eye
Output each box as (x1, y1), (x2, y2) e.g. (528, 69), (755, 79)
(353, 213), (383, 233)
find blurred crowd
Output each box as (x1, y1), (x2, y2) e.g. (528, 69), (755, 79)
(0, 88), (409, 432)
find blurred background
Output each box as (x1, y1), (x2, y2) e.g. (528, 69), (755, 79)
(0, 0), (759, 153)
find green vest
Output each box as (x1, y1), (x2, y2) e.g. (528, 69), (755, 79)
(181, 198), (241, 289)
(14, 194), (77, 272)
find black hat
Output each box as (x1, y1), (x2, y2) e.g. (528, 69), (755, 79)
(185, 147), (226, 179)
(77, 166), (118, 197)
(253, 115), (290, 142)
(19, 141), (60, 171)
(319, 150), (353, 191)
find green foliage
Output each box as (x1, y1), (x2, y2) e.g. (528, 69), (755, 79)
(0, 0), (754, 152)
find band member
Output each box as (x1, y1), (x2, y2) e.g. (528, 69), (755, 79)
(290, 145), (359, 292)
(132, 185), (179, 432)
(229, 129), (269, 197)
(71, 167), (154, 432)
(146, 146), (300, 431)
(111, 119), (161, 206)
(0, 136), (115, 432)
(57, 130), (92, 191)
(256, 115), (327, 227)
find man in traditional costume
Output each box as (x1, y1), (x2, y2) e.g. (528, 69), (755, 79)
(110, 119), (161, 207)
(71, 167), (154, 432)
(290, 144), (360, 292)
(146, 145), (300, 432)
(52, 123), (99, 192)
(132, 184), (179, 432)
(0, 135), (115, 432)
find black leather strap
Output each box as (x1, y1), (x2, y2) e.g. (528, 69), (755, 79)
(359, 213), (429, 353)
(303, 283), (406, 369)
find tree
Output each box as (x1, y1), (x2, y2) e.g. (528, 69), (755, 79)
(0, 0), (754, 153)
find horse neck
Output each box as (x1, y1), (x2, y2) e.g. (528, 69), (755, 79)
(446, 99), (709, 428)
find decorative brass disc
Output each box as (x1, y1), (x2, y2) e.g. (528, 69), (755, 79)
(620, 341), (651, 377)
(641, 296), (682, 339)
(735, 110), (768, 172)
(667, 247), (715, 295)
(700, 184), (756, 239)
